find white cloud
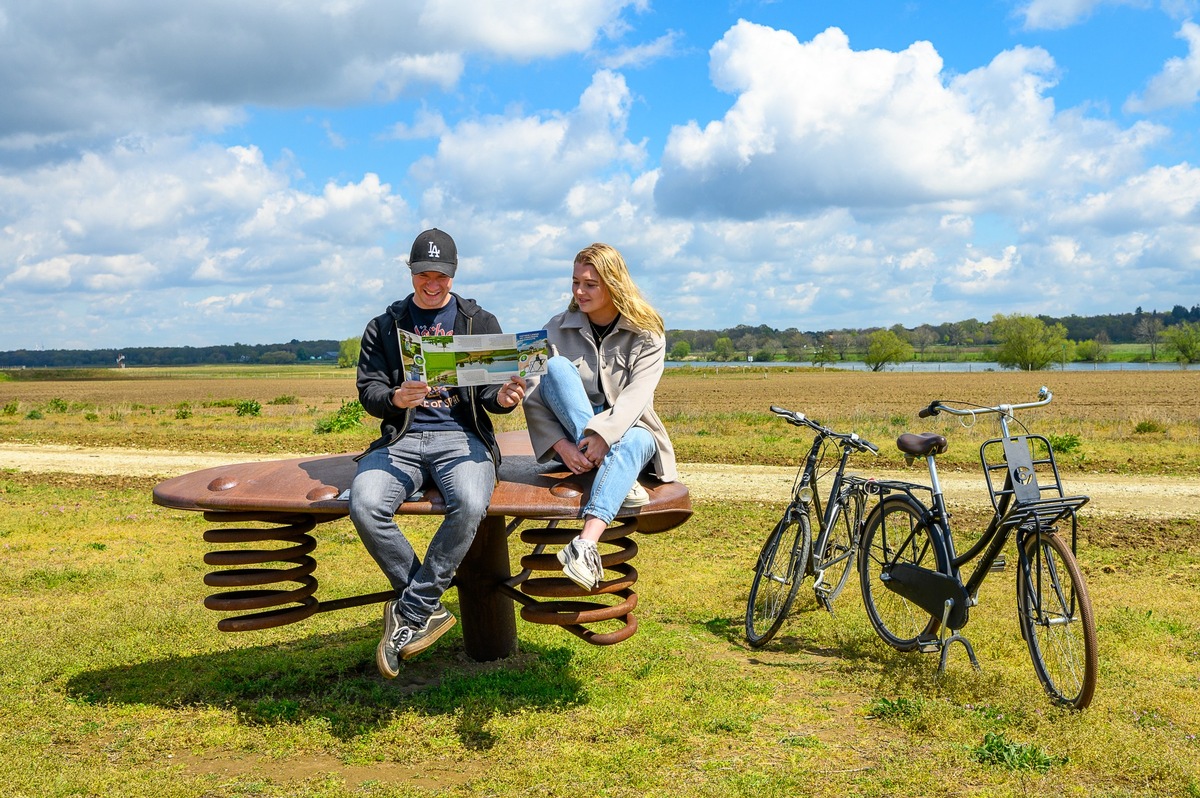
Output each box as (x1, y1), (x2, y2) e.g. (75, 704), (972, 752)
(1014, 0), (1128, 30)
(1126, 21), (1200, 112)
(410, 70), (645, 211)
(599, 30), (682, 69)
(655, 22), (1154, 219)
(0, 0), (636, 162)
(0, 138), (408, 347)
(1048, 162), (1200, 229)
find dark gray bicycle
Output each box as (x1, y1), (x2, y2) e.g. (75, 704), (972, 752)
(858, 388), (1098, 709)
(745, 406), (878, 648)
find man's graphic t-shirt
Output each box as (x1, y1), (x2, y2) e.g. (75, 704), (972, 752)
(407, 298), (466, 432)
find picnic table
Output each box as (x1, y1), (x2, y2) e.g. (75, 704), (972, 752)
(152, 431), (692, 661)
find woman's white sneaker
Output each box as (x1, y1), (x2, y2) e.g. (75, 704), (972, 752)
(622, 482), (649, 508)
(556, 537), (603, 590)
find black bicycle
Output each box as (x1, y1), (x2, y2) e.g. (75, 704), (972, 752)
(745, 406), (878, 647)
(857, 388), (1098, 709)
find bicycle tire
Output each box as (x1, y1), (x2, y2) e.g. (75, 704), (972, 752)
(858, 495), (944, 651)
(812, 496), (858, 609)
(745, 510), (811, 647)
(1017, 530), (1098, 710)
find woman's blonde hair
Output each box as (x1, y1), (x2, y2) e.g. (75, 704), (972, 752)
(568, 243), (664, 335)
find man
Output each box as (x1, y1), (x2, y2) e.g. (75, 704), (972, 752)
(349, 228), (526, 677)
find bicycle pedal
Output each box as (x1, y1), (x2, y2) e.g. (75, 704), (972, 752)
(989, 555), (1007, 573)
(917, 634), (941, 654)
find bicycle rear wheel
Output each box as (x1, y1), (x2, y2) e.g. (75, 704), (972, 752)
(812, 496), (858, 610)
(1017, 530), (1098, 710)
(746, 509), (811, 647)
(859, 496), (940, 651)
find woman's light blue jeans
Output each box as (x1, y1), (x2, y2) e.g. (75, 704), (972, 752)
(537, 355), (656, 524)
(348, 430), (495, 625)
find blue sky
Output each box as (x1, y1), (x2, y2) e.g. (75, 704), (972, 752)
(3, 0), (1200, 350)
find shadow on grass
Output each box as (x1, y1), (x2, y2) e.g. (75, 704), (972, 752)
(65, 622), (583, 748)
(703, 611), (947, 685)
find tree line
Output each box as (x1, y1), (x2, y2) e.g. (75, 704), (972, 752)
(0, 339), (342, 369)
(664, 305), (1200, 369)
(1, 304), (1197, 371)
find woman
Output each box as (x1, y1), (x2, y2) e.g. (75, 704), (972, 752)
(523, 243), (677, 590)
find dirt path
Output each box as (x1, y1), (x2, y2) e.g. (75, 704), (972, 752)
(2, 443), (1196, 519)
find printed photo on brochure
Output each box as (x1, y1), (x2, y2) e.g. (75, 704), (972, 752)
(398, 327), (550, 387)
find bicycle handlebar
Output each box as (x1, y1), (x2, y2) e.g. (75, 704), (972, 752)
(918, 386), (1053, 419)
(769, 405), (878, 454)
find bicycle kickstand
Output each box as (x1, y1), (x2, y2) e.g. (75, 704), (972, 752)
(935, 598), (981, 675)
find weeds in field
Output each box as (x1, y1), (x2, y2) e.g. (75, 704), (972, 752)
(867, 695), (925, 720)
(314, 399), (366, 434)
(235, 399), (262, 417)
(970, 732), (1066, 773)
(1047, 432), (1082, 453)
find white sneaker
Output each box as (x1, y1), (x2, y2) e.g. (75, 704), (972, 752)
(622, 482), (649, 508)
(556, 537), (603, 590)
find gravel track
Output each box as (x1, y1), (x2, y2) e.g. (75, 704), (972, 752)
(2, 443), (1196, 519)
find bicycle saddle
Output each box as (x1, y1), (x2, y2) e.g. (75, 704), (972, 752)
(896, 432), (948, 457)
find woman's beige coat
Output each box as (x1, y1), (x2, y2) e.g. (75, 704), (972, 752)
(523, 309), (677, 483)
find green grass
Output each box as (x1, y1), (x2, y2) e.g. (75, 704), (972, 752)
(2, 472), (1199, 796)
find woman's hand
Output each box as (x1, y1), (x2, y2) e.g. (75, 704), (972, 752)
(498, 376), (526, 408)
(552, 437), (594, 474)
(579, 433), (610, 466)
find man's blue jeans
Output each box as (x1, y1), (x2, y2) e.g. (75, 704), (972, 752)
(537, 355), (656, 524)
(348, 430), (495, 625)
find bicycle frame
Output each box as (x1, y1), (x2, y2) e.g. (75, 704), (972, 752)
(745, 407), (877, 646)
(925, 397), (1087, 607)
(795, 427), (866, 539)
(859, 387), (1096, 708)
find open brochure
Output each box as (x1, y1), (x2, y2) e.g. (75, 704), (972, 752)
(399, 326), (550, 387)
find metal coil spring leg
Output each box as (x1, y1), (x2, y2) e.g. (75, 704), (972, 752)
(200, 511), (320, 632)
(514, 518), (640, 645)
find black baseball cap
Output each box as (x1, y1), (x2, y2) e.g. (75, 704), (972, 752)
(408, 228), (457, 277)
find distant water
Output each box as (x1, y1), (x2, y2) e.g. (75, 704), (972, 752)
(668, 360), (1189, 372)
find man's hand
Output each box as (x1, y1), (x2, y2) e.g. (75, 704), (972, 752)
(391, 379), (430, 408)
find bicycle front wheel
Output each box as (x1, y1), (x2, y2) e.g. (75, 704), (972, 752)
(1017, 531), (1098, 710)
(746, 510), (811, 647)
(859, 496), (940, 651)
(812, 496), (858, 609)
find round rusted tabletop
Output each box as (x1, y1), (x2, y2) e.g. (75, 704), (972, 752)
(153, 431), (692, 661)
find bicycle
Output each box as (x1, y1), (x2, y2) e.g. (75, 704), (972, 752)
(745, 406), (878, 648)
(857, 387), (1098, 709)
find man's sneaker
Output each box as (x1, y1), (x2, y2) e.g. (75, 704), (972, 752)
(622, 482), (649, 508)
(398, 605), (456, 660)
(556, 537), (604, 590)
(376, 601), (457, 678)
(376, 600), (407, 678)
